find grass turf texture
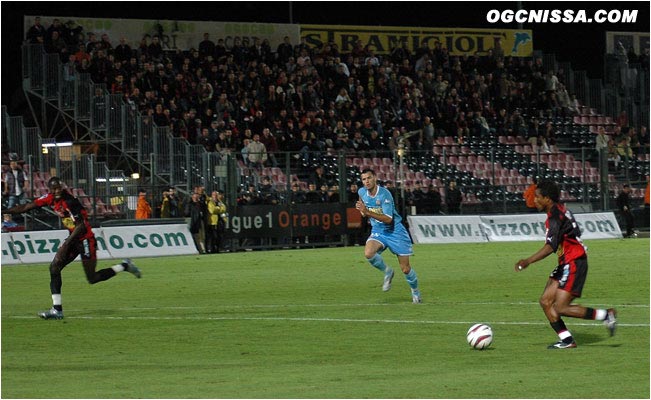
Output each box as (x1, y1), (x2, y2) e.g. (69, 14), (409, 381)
(2, 239), (649, 398)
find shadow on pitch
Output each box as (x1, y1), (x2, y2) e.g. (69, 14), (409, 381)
(573, 332), (621, 347)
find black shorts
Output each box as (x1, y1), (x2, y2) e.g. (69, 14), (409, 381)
(550, 256), (588, 298)
(64, 236), (97, 262)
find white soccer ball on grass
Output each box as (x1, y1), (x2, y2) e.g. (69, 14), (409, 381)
(467, 323), (493, 350)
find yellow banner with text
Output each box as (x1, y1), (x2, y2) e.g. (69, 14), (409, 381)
(301, 25), (534, 57)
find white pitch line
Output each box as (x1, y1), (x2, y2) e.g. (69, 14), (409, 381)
(6, 314), (649, 327)
(106, 301), (650, 311)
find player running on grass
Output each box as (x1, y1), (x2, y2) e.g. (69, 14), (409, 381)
(4, 177), (141, 319)
(514, 180), (617, 349)
(356, 168), (421, 303)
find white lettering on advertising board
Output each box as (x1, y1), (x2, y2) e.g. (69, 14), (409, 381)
(407, 212), (622, 244)
(1, 224), (198, 265)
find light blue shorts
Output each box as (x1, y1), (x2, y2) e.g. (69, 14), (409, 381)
(367, 224), (413, 256)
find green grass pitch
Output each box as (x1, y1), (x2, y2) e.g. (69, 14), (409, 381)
(2, 239), (649, 398)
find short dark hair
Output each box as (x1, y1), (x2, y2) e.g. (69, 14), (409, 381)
(537, 180), (559, 203)
(361, 168), (375, 176)
(47, 177), (62, 189)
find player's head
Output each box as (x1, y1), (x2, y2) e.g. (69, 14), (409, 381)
(360, 168), (377, 191)
(47, 177), (64, 199)
(535, 180), (559, 210)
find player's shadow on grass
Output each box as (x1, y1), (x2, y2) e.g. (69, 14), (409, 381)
(573, 332), (621, 347)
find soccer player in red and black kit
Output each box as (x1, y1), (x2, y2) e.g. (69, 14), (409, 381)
(4, 177), (141, 319)
(514, 180), (617, 349)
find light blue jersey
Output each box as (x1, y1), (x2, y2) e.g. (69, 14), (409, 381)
(358, 185), (413, 256)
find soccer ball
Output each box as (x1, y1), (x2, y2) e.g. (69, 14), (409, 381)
(467, 323), (493, 350)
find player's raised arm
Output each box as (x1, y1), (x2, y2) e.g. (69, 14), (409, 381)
(4, 201), (39, 215)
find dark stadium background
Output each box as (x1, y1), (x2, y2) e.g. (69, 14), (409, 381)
(2, 1), (649, 113)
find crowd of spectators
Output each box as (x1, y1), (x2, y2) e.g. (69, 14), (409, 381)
(30, 17), (585, 155)
(25, 17), (649, 213)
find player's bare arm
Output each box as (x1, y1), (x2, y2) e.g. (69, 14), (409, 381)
(514, 243), (554, 272)
(5, 201), (39, 215)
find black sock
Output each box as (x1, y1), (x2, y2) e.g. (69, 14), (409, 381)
(50, 272), (62, 295)
(550, 319), (574, 343)
(50, 273), (64, 312)
(96, 268), (117, 282)
(550, 319), (567, 333)
(583, 307), (595, 320)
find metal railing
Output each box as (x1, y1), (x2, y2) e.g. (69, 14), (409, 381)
(545, 52), (649, 129)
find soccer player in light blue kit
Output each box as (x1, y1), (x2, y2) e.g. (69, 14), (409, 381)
(356, 168), (421, 303)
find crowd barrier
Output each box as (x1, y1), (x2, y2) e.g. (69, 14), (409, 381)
(2, 224), (197, 265)
(1, 211), (625, 264)
(407, 212), (622, 244)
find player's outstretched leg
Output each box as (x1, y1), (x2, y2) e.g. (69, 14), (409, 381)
(582, 307), (617, 336)
(604, 308), (617, 336)
(122, 259), (142, 278)
(84, 259), (142, 284)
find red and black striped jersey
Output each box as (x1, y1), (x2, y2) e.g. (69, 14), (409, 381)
(545, 203), (586, 264)
(33, 191), (94, 240)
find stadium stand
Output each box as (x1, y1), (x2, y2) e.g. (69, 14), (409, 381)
(3, 16), (648, 225)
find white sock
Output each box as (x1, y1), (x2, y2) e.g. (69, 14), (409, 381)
(595, 309), (607, 320)
(558, 330), (573, 341)
(52, 294), (62, 306)
(111, 263), (125, 273)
